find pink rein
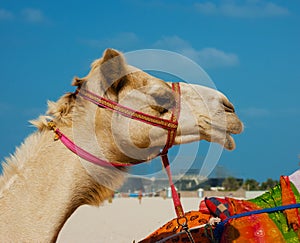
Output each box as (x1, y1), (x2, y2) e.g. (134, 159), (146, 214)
(53, 128), (143, 167)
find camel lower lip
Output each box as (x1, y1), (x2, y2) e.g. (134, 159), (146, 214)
(202, 120), (236, 150)
(214, 131), (236, 150)
(224, 133), (235, 150)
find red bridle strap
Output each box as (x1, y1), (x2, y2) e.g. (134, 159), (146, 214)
(78, 88), (178, 131)
(160, 83), (184, 218)
(161, 154), (185, 218)
(161, 82), (181, 154)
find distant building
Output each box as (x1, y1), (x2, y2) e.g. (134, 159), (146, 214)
(119, 176), (169, 194)
(119, 171), (244, 193)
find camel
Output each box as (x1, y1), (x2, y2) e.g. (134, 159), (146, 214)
(0, 48), (243, 242)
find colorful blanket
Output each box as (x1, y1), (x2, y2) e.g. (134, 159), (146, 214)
(139, 172), (300, 243)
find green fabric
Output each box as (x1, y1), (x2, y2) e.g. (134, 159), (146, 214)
(249, 182), (300, 242)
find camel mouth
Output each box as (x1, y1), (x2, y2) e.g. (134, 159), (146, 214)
(212, 128), (236, 151)
(224, 132), (236, 150)
(203, 121), (237, 150)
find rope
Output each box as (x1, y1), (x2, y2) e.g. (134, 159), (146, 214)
(182, 225), (196, 243)
(214, 203), (300, 240)
(204, 224), (217, 243)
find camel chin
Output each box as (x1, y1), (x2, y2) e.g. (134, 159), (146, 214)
(224, 133), (236, 150)
(209, 125), (241, 151)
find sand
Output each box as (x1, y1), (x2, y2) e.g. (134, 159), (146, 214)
(57, 197), (202, 243)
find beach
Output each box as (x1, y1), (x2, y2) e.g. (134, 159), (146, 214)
(57, 197), (202, 243)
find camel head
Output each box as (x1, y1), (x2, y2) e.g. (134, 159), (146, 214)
(0, 48), (244, 242)
(70, 48), (243, 165)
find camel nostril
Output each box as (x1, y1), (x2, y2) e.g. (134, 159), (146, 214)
(223, 99), (235, 113)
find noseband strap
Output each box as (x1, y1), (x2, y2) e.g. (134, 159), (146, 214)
(78, 88), (178, 131)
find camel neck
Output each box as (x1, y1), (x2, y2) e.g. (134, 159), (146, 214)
(0, 130), (112, 242)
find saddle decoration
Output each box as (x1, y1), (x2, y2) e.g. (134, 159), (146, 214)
(139, 175), (300, 243)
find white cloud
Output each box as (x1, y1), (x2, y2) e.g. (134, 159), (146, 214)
(81, 34), (239, 68)
(153, 36), (239, 68)
(195, 1), (290, 18)
(0, 102), (43, 118)
(0, 8), (48, 23)
(194, 2), (218, 15)
(80, 32), (140, 50)
(183, 47), (239, 68)
(0, 8), (14, 20)
(241, 107), (300, 118)
(240, 107), (271, 117)
(154, 35), (190, 50)
(21, 8), (47, 23)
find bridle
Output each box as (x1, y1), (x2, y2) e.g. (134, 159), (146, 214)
(48, 82), (180, 166)
(48, 82), (195, 242)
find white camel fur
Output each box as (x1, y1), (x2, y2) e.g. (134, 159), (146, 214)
(0, 48), (243, 242)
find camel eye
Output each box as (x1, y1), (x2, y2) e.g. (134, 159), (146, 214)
(147, 84), (176, 114)
(149, 93), (175, 114)
(150, 105), (168, 114)
(153, 91), (175, 106)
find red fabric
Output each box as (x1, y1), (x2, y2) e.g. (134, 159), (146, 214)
(204, 197), (231, 220)
(139, 211), (211, 243)
(199, 199), (210, 214)
(281, 176), (300, 234)
(220, 198), (285, 243)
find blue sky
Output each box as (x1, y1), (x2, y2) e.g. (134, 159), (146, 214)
(0, 0), (299, 182)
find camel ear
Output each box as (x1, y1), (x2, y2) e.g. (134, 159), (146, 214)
(72, 76), (87, 87)
(100, 48), (127, 92)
